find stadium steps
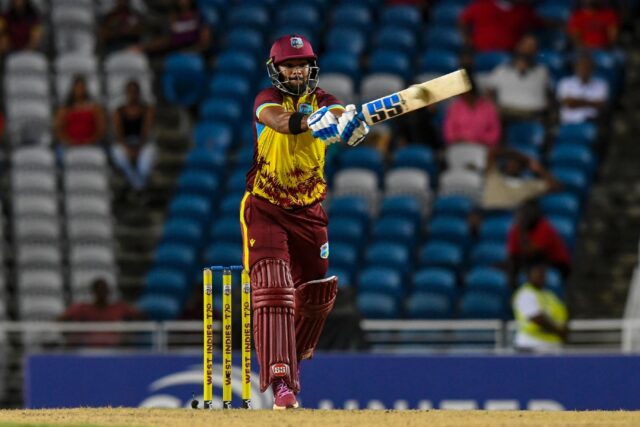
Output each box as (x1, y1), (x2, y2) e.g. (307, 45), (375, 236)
(568, 46), (640, 318)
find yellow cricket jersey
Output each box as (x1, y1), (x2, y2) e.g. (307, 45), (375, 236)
(246, 87), (343, 209)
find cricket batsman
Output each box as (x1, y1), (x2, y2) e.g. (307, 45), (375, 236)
(239, 34), (369, 409)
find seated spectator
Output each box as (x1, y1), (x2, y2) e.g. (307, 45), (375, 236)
(507, 200), (571, 287)
(482, 147), (561, 211)
(512, 262), (568, 353)
(100, 0), (144, 53)
(0, 0), (43, 55)
(485, 34), (551, 122)
(459, 0), (543, 52)
(132, 0), (210, 55)
(443, 77), (501, 148)
(557, 52), (609, 124)
(111, 80), (156, 192)
(54, 75), (107, 148)
(59, 278), (145, 347)
(568, 0), (619, 50)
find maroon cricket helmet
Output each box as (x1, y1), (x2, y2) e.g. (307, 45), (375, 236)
(267, 35), (319, 96)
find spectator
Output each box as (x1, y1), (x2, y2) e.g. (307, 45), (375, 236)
(443, 77), (501, 148)
(482, 147), (561, 211)
(507, 199), (571, 287)
(557, 52), (609, 124)
(568, 0), (619, 50)
(59, 278), (145, 347)
(485, 34), (551, 122)
(132, 0), (210, 55)
(459, 0), (543, 52)
(0, 0), (43, 55)
(100, 0), (144, 53)
(110, 80), (156, 192)
(512, 262), (568, 353)
(54, 75), (107, 148)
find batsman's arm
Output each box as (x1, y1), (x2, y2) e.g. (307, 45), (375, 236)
(258, 105), (344, 135)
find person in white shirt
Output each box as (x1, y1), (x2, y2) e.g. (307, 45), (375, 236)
(556, 52), (609, 124)
(486, 34), (551, 121)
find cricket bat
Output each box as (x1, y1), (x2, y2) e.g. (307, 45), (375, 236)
(359, 69), (471, 125)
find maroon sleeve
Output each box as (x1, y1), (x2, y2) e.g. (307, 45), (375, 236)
(253, 87), (283, 123)
(315, 88), (343, 109)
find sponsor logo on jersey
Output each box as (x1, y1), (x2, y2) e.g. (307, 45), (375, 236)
(298, 103), (313, 114)
(290, 36), (304, 49)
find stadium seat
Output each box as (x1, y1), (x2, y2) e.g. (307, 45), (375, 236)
(137, 294), (181, 321)
(364, 242), (411, 273)
(374, 26), (418, 51)
(445, 143), (487, 171)
(203, 242), (243, 267)
(465, 267), (509, 300)
(207, 74), (252, 105)
(213, 51), (258, 81)
(433, 195), (474, 219)
(153, 244), (196, 275)
(556, 122), (597, 146)
(459, 291), (505, 319)
(428, 216), (470, 246)
(431, 3), (464, 26)
(329, 242), (359, 274)
(418, 49), (459, 74)
(547, 215), (576, 249)
(144, 268), (188, 299)
(210, 217), (242, 245)
(478, 216), (513, 243)
(379, 195), (422, 228)
(358, 267), (403, 299)
(320, 51), (360, 80)
(193, 122), (234, 153)
(177, 170), (219, 200)
(550, 167), (588, 198)
(535, 3), (571, 22)
(226, 170), (249, 193)
(186, 147), (226, 172)
(438, 169), (483, 202)
(331, 4), (373, 31)
(473, 51), (511, 73)
(328, 195), (370, 226)
(326, 267), (352, 289)
(412, 268), (457, 303)
(234, 145), (255, 169)
(418, 241), (463, 271)
(469, 242), (508, 267)
(540, 193), (580, 219)
(506, 121), (545, 148)
(339, 147), (384, 176)
(424, 26), (463, 51)
(328, 217), (366, 245)
(321, 73), (357, 104)
(169, 195), (212, 224)
(199, 97), (242, 124)
(221, 27), (263, 55)
(326, 27), (366, 55)
(227, 5), (270, 32)
(381, 6), (421, 28)
(360, 74), (404, 104)
(549, 144), (595, 175)
(276, 4), (321, 30)
(220, 193), (243, 217)
(333, 169), (379, 207)
(385, 168), (431, 197)
(406, 292), (454, 319)
(368, 49), (411, 80)
(538, 49), (569, 81)
(162, 53), (206, 106)
(162, 219), (203, 247)
(393, 145), (437, 180)
(357, 292), (400, 319)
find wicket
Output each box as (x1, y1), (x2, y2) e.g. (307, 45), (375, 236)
(199, 265), (252, 409)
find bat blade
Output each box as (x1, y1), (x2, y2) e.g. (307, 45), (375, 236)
(360, 69), (472, 126)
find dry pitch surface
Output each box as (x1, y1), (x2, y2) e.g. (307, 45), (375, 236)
(1, 408), (640, 427)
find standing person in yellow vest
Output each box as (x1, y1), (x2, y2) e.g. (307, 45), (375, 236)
(512, 262), (569, 353)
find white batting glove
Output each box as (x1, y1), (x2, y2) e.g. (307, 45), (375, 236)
(308, 107), (341, 146)
(337, 104), (369, 147)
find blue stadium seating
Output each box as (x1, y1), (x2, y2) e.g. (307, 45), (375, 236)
(364, 242), (411, 273)
(203, 242), (243, 267)
(339, 146), (384, 176)
(227, 5), (270, 32)
(406, 292), (454, 319)
(162, 53), (206, 106)
(469, 242), (508, 267)
(234, 145), (255, 169)
(199, 97), (242, 124)
(372, 217), (417, 247)
(276, 4), (321, 30)
(357, 267), (404, 300)
(412, 268), (457, 303)
(326, 266), (352, 288)
(162, 218), (204, 247)
(459, 291), (505, 319)
(369, 49), (411, 79)
(221, 28), (264, 55)
(549, 143), (596, 175)
(433, 195), (474, 219)
(538, 49), (569, 81)
(193, 121), (233, 152)
(424, 26), (463, 51)
(177, 170), (219, 199)
(357, 292), (400, 319)
(418, 49), (459, 74)
(431, 3), (464, 26)
(535, 3), (571, 22)
(547, 215), (576, 249)
(213, 51), (258, 81)
(226, 170), (249, 193)
(326, 27), (367, 55)
(418, 241), (463, 271)
(536, 29), (569, 52)
(374, 26), (418, 52)
(328, 217), (366, 245)
(465, 267), (509, 300)
(186, 148), (226, 174)
(508, 143), (541, 160)
(393, 145), (437, 180)
(210, 217), (242, 245)
(329, 242), (359, 274)
(208, 74), (252, 104)
(137, 294), (181, 321)
(154, 243), (197, 276)
(320, 51), (360, 80)
(328, 196), (370, 226)
(550, 167), (588, 198)
(220, 193), (243, 217)
(379, 195), (422, 229)
(144, 268), (188, 299)
(506, 121), (545, 148)
(428, 217), (470, 246)
(556, 122), (597, 146)
(380, 6), (422, 29)
(478, 216), (513, 243)
(540, 193), (580, 219)
(474, 51), (511, 73)
(332, 4), (373, 31)
(169, 195), (212, 224)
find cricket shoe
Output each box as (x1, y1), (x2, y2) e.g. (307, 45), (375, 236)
(272, 379), (299, 410)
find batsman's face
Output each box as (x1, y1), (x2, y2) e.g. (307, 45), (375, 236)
(278, 59), (310, 88)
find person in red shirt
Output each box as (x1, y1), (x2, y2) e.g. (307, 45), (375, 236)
(507, 199), (571, 288)
(0, 0), (43, 55)
(568, 0), (619, 49)
(460, 0), (543, 52)
(54, 75), (106, 147)
(59, 278), (145, 347)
